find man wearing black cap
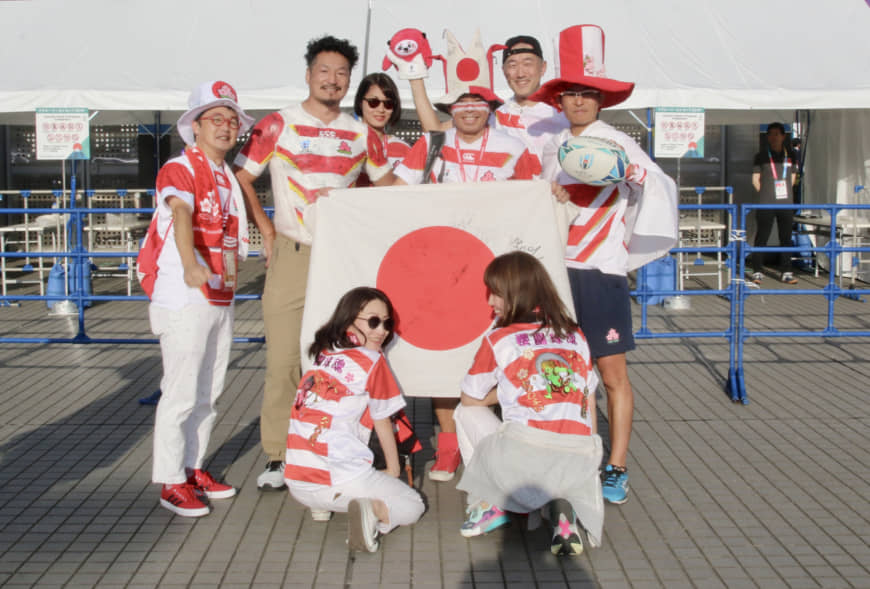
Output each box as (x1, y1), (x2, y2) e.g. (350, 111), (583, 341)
(494, 36), (569, 162)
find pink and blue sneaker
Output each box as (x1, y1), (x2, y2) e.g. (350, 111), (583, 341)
(460, 501), (509, 538)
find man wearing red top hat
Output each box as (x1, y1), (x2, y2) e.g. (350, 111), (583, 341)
(531, 25), (678, 505)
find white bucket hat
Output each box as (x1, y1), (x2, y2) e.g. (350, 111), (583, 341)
(177, 80), (255, 146)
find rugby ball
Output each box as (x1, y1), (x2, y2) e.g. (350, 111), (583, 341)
(558, 135), (630, 185)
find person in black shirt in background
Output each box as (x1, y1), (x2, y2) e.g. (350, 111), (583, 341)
(750, 122), (799, 285)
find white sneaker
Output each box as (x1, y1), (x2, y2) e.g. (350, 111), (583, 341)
(311, 509), (333, 522)
(257, 460), (286, 490)
(347, 498), (379, 552)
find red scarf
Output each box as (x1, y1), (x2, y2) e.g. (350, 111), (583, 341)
(186, 147), (239, 305)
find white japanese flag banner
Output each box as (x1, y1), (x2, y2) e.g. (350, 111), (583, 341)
(301, 179), (575, 398)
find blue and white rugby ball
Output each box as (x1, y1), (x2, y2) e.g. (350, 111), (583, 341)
(558, 135), (630, 185)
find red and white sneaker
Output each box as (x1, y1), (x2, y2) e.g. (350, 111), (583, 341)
(160, 483), (209, 517)
(428, 431), (461, 482)
(186, 469), (236, 500)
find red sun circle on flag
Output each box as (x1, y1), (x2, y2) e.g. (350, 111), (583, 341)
(456, 57), (481, 82)
(377, 226), (494, 351)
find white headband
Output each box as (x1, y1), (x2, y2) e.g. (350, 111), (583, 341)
(450, 101), (490, 114)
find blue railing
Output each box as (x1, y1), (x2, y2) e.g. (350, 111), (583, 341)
(2, 193), (869, 405)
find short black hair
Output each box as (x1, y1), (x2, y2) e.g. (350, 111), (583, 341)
(766, 122), (786, 135)
(353, 73), (402, 129)
(305, 35), (359, 69)
(502, 35), (543, 63)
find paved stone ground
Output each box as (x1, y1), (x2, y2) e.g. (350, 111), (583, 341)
(0, 265), (868, 588)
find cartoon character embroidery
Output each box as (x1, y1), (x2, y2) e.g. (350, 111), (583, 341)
(537, 355), (580, 399)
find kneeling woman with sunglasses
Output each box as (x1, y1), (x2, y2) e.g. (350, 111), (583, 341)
(284, 287), (424, 552)
(353, 73), (410, 186)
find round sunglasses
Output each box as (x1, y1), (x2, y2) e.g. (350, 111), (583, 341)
(363, 97), (396, 110)
(198, 114), (241, 129)
(357, 315), (394, 331)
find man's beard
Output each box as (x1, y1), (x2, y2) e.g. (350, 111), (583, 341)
(318, 86), (343, 108)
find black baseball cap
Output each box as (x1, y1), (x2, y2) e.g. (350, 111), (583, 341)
(502, 35), (543, 62)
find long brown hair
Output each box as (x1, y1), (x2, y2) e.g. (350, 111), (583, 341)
(307, 287), (395, 358)
(484, 251), (577, 338)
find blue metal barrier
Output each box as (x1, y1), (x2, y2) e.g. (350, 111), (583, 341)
(3, 194), (869, 407)
(731, 202), (870, 402)
(1, 202), (267, 344)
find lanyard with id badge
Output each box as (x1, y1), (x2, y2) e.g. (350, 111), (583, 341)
(213, 167), (238, 290)
(768, 148), (791, 200)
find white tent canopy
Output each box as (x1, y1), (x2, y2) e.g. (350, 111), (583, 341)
(2, 0), (869, 121)
(2, 0), (869, 200)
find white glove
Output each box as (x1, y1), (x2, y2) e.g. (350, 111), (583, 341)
(626, 163), (647, 186)
(384, 47), (429, 80)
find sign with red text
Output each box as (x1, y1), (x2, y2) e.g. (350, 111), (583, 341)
(35, 108), (90, 160)
(654, 107), (705, 158)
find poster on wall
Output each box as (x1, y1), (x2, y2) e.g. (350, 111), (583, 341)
(35, 108), (90, 160)
(654, 107), (705, 158)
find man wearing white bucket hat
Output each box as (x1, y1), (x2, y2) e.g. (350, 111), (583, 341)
(233, 36), (394, 496)
(531, 25), (678, 505)
(142, 80), (253, 517)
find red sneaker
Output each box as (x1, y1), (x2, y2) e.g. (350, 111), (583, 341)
(186, 469), (236, 500)
(428, 431), (461, 482)
(160, 483), (209, 517)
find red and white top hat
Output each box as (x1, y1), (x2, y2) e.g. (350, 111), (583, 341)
(433, 29), (504, 111)
(530, 25), (634, 110)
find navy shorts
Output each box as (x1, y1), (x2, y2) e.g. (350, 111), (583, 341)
(568, 268), (635, 358)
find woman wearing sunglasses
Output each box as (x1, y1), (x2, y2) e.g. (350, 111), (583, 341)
(353, 73), (410, 186)
(283, 287), (424, 552)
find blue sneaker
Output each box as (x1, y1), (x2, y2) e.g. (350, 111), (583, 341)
(460, 501), (509, 537)
(601, 465), (629, 504)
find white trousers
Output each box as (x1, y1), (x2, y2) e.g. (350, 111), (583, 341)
(150, 303), (234, 484)
(454, 403), (502, 465)
(288, 469), (424, 535)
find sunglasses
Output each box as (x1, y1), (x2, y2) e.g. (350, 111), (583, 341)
(559, 89), (601, 100)
(198, 114), (241, 129)
(363, 97), (396, 110)
(357, 315), (394, 331)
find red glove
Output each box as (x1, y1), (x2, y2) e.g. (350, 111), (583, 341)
(382, 28), (434, 80)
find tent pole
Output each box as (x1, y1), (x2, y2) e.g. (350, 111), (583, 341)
(362, 0), (373, 76)
(154, 111), (161, 179)
(647, 108), (653, 158)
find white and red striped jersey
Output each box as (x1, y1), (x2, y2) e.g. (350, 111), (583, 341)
(151, 152), (239, 310)
(462, 322), (598, 436)
(492, 98), (569, 166)
(234, 104), (390, 245)
(542, 120), (677, 276)
(355, 134), (410, 187)
(284, 346), (406, 488)
(394, 127), (540, 185)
